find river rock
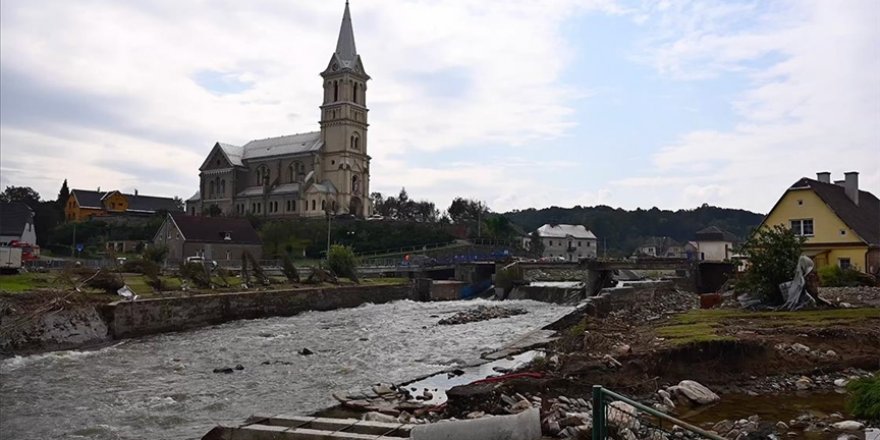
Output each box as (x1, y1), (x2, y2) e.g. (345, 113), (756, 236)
(795, 376), (813, 390)
(299, 348), (314, 356)
(362, 411), (398, 423)
(668, 380), (720, 405)
(607, 401), (638, 430)
(212, 367), (234, 374)
(832, 420), (864, 431)
(234, 364), (244, 370)
(833, 378), (849, 387)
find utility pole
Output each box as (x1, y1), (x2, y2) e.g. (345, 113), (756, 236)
(71, 222), (77, 258)
(326, 211), (332, 261)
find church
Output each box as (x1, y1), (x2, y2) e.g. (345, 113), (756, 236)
(188, 2), (371, 218)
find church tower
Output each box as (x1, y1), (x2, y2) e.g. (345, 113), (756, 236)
(320, 1), (371, 217)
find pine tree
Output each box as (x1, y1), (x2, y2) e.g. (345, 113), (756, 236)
(56, 179), (70, 209)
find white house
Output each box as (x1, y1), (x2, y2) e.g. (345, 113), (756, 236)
(0, 202), (37, 245)
(693, 226), (738, 261)
(533, 224), (598, 262)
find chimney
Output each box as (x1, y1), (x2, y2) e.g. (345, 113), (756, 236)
(816, 172), (831, 183)
(844, 171), (859, 205)
(134, 189), (138, 196)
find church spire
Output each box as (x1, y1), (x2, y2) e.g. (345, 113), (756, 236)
(335, 1), (357, 62)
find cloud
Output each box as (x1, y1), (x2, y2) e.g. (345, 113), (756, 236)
(626, 0), (880, 211)
(0, 0), (612, 204)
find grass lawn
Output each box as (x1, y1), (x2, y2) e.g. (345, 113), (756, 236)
(657, 308), (880, 345)
(0, 273), (55, 293)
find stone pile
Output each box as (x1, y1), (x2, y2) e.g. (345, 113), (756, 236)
(331, 382), (440, 424)
(708, 412), (870, 439)
(819, 286), (880, 307)
(652, 380), (720, 413)
(774, 342), (838, 361)
(438, 305), (527, 325)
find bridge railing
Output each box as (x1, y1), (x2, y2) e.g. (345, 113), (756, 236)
(591, 385), (723, 440)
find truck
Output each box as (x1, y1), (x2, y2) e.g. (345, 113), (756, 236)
(0, 247), (23, 273)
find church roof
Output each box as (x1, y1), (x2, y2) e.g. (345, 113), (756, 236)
(335, 1), (357, 64)
(241, 132), (323, 160)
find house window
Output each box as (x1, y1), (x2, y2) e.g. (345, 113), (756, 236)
(578, 241), (582, 247)
(790, 219), (814, 236)
(840, 229), (846, 236)
(548, 240), (553, 246)
(839, 258), (851, 270)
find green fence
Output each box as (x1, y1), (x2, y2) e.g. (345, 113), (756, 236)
(591, 385), (725, 440)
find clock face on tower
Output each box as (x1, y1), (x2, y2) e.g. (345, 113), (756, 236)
(332, 63), (339, 71)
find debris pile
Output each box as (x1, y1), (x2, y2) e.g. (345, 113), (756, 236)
(438, 305), (527, 325)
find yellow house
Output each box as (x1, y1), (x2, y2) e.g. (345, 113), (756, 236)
(760, 172), (879, 274)
(66, 189), (181, 222)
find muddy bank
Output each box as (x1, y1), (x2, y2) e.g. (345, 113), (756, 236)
(417, 285), (880, 439)
(0, 292), (112, 354)
(0, 283), (415, 355)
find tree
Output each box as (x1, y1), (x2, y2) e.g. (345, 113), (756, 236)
(529, 231), (545, 258)
(327, 244), (359, 282)
(172, 196), (184, 212)
(0, 186), (40, 205)
(735, 224), (806, 304)
(56, 179), (70, 210)
(447, 197), (488, 223)
(204, 204), (222, 217)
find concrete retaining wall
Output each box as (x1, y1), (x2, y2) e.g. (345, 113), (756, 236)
(109, 284), (414, 339)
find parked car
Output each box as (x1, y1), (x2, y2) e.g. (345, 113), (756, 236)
(185, 256), (218, 269)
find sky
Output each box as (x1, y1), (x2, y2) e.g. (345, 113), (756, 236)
(1, 0), (878, 214)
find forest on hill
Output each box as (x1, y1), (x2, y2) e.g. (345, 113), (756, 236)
(504, 204), (764, 257)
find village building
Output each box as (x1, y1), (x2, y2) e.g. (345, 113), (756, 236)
(153, 212), (263, 263)
(0, 202), (37, 245)
(633, 236), (685, 258)
(188, 2), (371, 219)
(65, 189), (181, 222)
(532, 224), (598, 262)
(760, 171), (879, 274)
(691, 226), (738, 262)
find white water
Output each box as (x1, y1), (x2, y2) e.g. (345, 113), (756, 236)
(0, 299), (572, 440)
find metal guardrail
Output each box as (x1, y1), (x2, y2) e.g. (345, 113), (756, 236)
(591, 385), (724, 440)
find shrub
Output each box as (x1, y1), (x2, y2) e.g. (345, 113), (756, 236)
(818, 265), (875, 287)
(143, 245), (168, 263)
(327, 245), (359, 282)
(847, 374), (880, 421)
(74, 268), (124, 294)
(244, 250), (269, 285)
(282, 255), (300, 283)
(179, 262), (211, 289)
(735, 225), (805, 304)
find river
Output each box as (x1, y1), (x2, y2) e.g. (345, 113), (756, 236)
(0, 299), (572, 440)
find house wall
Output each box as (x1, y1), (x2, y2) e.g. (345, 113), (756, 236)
(762, 188), (869, 272)
(181, 242), (263, 262)
(541, 237), (598, 261)
(152, 218), (186, 261)
(696, 241), (733, 261)
(103, 192), (128, 213)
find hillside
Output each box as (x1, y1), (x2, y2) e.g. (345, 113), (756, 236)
(504, 204), (764, 257)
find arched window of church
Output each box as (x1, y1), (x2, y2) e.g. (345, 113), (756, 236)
(351, 133), (359, 150)
(208, 181), (215, 197)
(311, 199), (316, 211)
(353, 83), (358, 104)
(333, 81), (339, 101)
(257, 166), (270, 185)
(321, 200), (326, 211)
(220, 180), (226, 196)
(352, 175), (359, 194)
